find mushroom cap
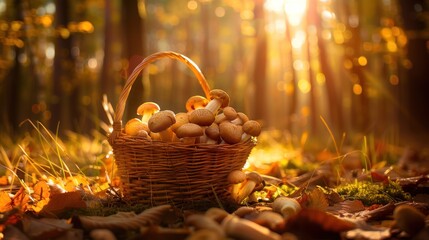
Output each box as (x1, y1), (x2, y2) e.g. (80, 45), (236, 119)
(185, 95), (209, 112)
(219, 122), (243, 144)
(209, 89), (230, 108)
(272, 197), (302, 217)
(227, 170), (247, 184)
(137, 102), (160, 116)
(124, 118), (150, 136)
(189, 108), (215, 126)
(175, 123), (204, 138)
(171, 112), (189, 132)
(222, 106), (238, 120)
(205, 123), (220, 140)
(242, 120), (262, 137)
(236, 112), (249, 124)
(246, 172), (263, 185)
(148, 110), (176, 133)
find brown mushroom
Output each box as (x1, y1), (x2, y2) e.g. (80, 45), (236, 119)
(175, 123), (204, 144)
(186, 229), (223, 240)
(227, 170), (247, 203)
(204, 123), (220, 144)
(252, 211), (286, 232)
(185, 214), (224, 238)
(231, 112), (249, 125)
(215, 106), (238, 124)
(236, 172), (263, 203)
(186, 95), (209, 112)
(171, 112), (189, 133)
(204, 208), (229, 224)
(137, 102), (160, 123)
(219, 122), (243, 144)
(271, 197), (301, 220)
(124, 118), (150, 137)
(148, 110), (176, 142)
(205, 89), (230, 114)
(393, 204), (426, 236)
(242, 120), (262, 141)
(221, 215), (281, 240)
(189, 108), (215, 127)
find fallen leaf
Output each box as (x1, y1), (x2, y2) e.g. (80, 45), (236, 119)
(285, 208), (356, 239)
(11, 187), (29, 212)
(140, 225), (191, 240)
(40, 191), (86, 217)
(327, 200), (366, 215)
(345, 220), (391, 240)
(0, 191), (12, 212)
(22, 217), (72, 240)
(73, 204), (172, 230)
(0, 176), (8, 186)
(32, 181), (50, 201)
(2, 225), (30, 240)
(300, 187), (329, 211)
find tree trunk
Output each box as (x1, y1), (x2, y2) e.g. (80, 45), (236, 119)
(120, 0), (146, 121)
(252, 0), (267, 123)
(51, 0), (77, 132)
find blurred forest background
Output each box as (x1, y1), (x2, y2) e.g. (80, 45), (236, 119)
(0, 0), (428, 146)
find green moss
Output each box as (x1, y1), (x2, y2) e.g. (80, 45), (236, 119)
(335, 180), (411, 206)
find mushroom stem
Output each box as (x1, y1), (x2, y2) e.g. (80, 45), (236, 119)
(205, 99), (222, 113)
(221, 215), (282, 240)
(185, 214), (225, 238)
(272, 197), (302, 220)
(236, 172), (263, 203)
(158, 128), (174, 142)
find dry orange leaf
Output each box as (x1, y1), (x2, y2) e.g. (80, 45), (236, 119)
(22, 217), (72, 240)
(40, 191), (86, 217)
(300, 187), (329, 211)
(0, 191), (13, 213)
(285, 208), (356, 239)
(0, 176), (8, 186)
(32, 180), (50, 201)
(73, 204), (172, 230)
(12, 187), (30, 212)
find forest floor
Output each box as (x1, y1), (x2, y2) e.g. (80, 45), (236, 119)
(0, 126), (428, 240)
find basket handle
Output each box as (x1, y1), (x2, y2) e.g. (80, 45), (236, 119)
(110, 51), (211, 138)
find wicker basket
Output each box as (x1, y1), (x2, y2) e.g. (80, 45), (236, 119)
(108, 51), (256, 209)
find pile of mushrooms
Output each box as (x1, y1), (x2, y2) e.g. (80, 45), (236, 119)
(123, 89), (262, 144)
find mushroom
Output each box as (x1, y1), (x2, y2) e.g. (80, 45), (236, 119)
(241, 120), (262, 141)
(393, 204), (426, 236)
(235, 172), (264, 203)
(221, 215), (281, 240)
(137, 102), (160, 123)
(205, 89), (230, 114)
(233, 206), (259, 218)
(124, 118), (150, 137)
(148, 110), (176, 142)
(188, 108), (215, 127)
(215, 106), (238, 124)
(252, 211), (286, 232)
(204, 208), (229, 224)
(175, 123), (204, 144)
(204, 123), (220, 144)
(186, 95), (209, 112)
(231, 112), (249, 125)
(90, 229), (117, 240)
(271, 197), (302, 220)
(186, 229), (223, 240)
(185, 214), (224, 238)
(219, 121), (243, 144)
(227, 170), (247, 203)
(171, 112), (189, 132)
